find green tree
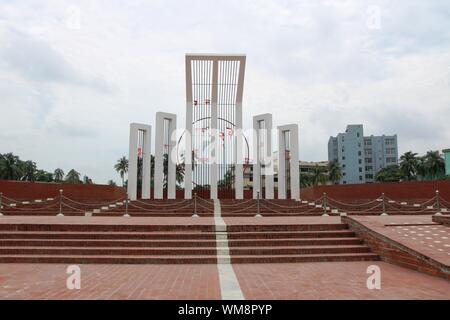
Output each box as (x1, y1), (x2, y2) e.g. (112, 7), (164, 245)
(35, 170), (53, 182)
(423, 150), (445, 180)
(375, 165), (402, 182)
(53, 168), (65, 182)
(114, 156), (128, 186)
(107, 179), (117, 186)
(83, 175), (93, 184)
(21, 160), (37, 182)
(65, 169), (81, 184)
(327, 160), (342, 184)
(0, 153), (23, 180)
(399, 151), (419, 181)
(300, 173), (312, 188)
(311, 165), (327, 186)
(218, 168), (234, 188)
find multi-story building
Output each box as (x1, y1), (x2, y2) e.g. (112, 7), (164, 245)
(243, 157), (330, 189)
(328, 125), (398, 184)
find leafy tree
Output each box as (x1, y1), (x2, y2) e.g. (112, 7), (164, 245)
(107, 180), (117, 186)
(83, 175), (93, 184)
(21, 160), (37, 182)
(218, 168), (234, 188)
(114, 156), (128, 186)
(0, 153), (22, 180)
(300, 173), (312, 188)
(328, 160), (342, 184)
(65, 169), (81, 184)
(375, 165), (402, 182)
(35, 170), (53, 182)
(423, 150), (445, 180)
(54, 168), (65, 182)
(399, 151), (419, 181)
(311, 165), (328, 186)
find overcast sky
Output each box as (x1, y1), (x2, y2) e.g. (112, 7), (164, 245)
(1, 0), (449, 184)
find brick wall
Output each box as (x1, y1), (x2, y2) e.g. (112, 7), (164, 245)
(302, 180), (450, 202)
(0, 180), (126, 201)
(343, 216), (449, 280)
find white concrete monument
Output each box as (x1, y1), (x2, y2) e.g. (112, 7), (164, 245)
(277, 124), (300, 200)
(154, 112), (177, 199)
(128, 123), (151, 201)
(184, 54), (246, 199)
(253, 114), (274, 199)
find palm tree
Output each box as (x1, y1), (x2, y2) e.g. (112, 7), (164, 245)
(399, 151), (419, 181)
(311, 165), (327, 186)
(300, 173), (312, 188)
(0, 153), (22, 180)
(35, 170), (53, 182)
(423, 150), (445, 180)
(162, 153), (185, 187)
(83, 175), (93, 184)
(327, 160), (342, 184)
(65, 169), (81, 184)
(114, 156), (128, 186)
(21, 160), (37, 181)
(54, 168), (65, 182)
(375, 165), (402, 182)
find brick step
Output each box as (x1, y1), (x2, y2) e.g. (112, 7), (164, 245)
(0, 224), (216, 232)
(0, 229), (356, 240)
(230, 253), (380, 263)
(94, 213), (214, 217)
(0, 252), (379, 264)
(0, 238), (362, 248)
(0, 231), (216, 240)
(228, 230), (356, 239)
(0, 245), (370, 256)
(227, 224), (348, 232)
(0, 212), (84, 216)
(0, 223), (347, 232)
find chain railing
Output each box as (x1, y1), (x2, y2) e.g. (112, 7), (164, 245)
(0, 190), (447, 217)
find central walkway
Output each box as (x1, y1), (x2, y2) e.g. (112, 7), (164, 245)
(213, 199), (244, 300)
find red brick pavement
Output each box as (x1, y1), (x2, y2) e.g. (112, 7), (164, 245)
(349, 215), (450, 265)
(0, 262), (448, 299)
(0, 264), (221, 300)
(233, 262), (450, 300)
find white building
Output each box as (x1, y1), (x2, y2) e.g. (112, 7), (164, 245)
(328, 124), (398, 184)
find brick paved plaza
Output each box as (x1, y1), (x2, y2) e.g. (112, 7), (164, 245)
(0, 214), (448, 300)
(0, 261), (448, 300)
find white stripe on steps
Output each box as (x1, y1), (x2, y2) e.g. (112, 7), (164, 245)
(213, 199), (244, 300)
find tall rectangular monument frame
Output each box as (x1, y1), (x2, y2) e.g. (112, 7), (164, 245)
(184, 54), (246, 199)
(128, 123), (152, 201)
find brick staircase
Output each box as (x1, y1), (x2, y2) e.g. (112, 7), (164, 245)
(93, 199), (214, 217)
(0, 221), (379, 264)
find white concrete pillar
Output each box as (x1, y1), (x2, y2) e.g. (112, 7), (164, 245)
(155, 112), (177, 199)
(128, 123), (151, 201)
(184, 57), (193, 199)
(277, 124), (300, 200)
(234, 57), (246, 200)
(210, 60), (219, 200)
(253, 114), (274, 199)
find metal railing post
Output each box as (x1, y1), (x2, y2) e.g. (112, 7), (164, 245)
(257, 191), (260, 216)
(194, 193), (197, 215)
(323, 192), (327, 214)
(382, 193), (386, 213)
(436, 190), (440, 212)
(59, 189), (63, 215)
(0, 192), (3, 215)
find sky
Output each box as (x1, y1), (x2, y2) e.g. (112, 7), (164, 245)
(0, 0), (449, 184)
